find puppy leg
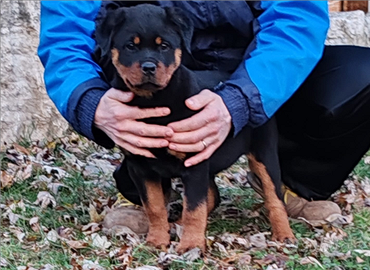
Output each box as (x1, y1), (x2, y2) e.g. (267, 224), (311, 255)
(128, 167), (170, 248)
(248, 120), (295, 242)
(176, 162), (209, 254)
(207, 177), (220, 214)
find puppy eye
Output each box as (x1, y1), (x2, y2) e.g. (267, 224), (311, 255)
(159, 42), (170, 51)
(125, 42), (136, 51)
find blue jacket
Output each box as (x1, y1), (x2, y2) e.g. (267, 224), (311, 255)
(38, 1), (329, 148)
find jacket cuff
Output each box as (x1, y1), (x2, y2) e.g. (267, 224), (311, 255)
(213, 83), (250, 136)
(67, 78), (115, 149)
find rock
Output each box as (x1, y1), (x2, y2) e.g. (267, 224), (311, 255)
(326, 10), (370, 47)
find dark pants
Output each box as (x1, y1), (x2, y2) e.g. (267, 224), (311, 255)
(114, 45), (370, 202)
(277, 45), (370, 200)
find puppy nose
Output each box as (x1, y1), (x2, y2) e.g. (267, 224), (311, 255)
(141, 62), (157, 75)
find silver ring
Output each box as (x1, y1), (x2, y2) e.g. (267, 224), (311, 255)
(201, 140), (208, 149)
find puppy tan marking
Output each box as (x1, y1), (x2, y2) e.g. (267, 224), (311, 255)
(155, 37), (162, 45)
(155, 48), (182, 86)
(143, 180), (170, 248)
(247, 154), (295, 242)
(111, 48), (153, 97)
(167, 149), (186, 160)
(176, 198), (207, 253)
(133, 36), (140, 45)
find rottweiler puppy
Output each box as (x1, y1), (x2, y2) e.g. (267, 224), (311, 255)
(95, 4), (295, 253)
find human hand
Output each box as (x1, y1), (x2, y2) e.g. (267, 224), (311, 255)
(94, 88), (173, 158)
(167, 89), (232, 167)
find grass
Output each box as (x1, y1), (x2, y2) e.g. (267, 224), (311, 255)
(1, 135), (369, 269)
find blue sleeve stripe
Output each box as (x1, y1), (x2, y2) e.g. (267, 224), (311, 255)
(246, 1), (329, 118)
(38, 1), (103, 118)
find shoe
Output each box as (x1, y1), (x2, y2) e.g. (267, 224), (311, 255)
(247, 173), (342, 227)
(102, 193), (149, 235)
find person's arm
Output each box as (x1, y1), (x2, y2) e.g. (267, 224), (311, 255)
(38, 1), (115, 147)
(215, 1), (330, 134)
(38, 1), (173, 153)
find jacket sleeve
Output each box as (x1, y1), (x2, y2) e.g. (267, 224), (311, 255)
(215, 1), (329, 135)
(38, 1), (114, 148)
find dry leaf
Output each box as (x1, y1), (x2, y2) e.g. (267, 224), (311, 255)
(46, 230), (59, 243)
(29, 216), (40, 232)
(356, 256), (365, 263)
(40, 264), (54, 270)
(1, 171), (14, 189)
(0, 257), (8, 267)
(48, 182), (69, 194)
(34, 191), (56, 209)
(134, 266), (162, 270)
(181, 247), (202, 262)
(89, 204), (103, 223)
(300, 256), (324, 269)
(65, 240), (89, 250)
(9, 227), (25, 242)
(82, 223), (101, 235)
(364, 156), (370, 164)
(354, 249), (370, 257)
(13, 143), (31, 155)
(249, 233), (267, 249)
(8, 212), (20, 225)
(214, 242), (229, 257)
(82, 259), (104, 270)
(16, 164), (33, 181)
(91, 233), (111, 250)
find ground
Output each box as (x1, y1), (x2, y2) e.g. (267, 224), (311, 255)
(1, 133), (369, 270)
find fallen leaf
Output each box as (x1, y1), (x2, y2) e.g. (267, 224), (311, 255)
(214, 242), (229, 257)
(1, 171), (14, 189)
(91, 233), (111, 250)
(266, 264), (283, 270)
(34, 191), (56, 209)
(134, 266), (162, 270)
(8, 212), (20, 225)
(300, 256), (324, 269)
(65, 240), (89, 250)
(15, 164), (32, 181)
(13, 143), (31, 155)
(29, 216), (40, 232)
(0, 257), (8, 267)
(82, 259), (104, 270)
(89, 204), (103, 223)
(356, 256), (365, 263)
(41, 264), (54, 270)
(364, 156), (370, 164)
(9, 227), (25, 242)
(46, 230), (59, 243)
(181, 247), (202, 262)
(354, 249), (370, 257)
(82, 223), (101, 235)
(48, 182), (69, 194)
(249, 233), (267, 249)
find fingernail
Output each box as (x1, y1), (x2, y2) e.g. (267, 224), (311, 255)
(163, 108), (170, 115)
(170, 144), (177, 150)
(187, 99), (194, 106)
(160, 141), (168, 147)
(185, 161), (192, 167)
(165, 131), (173, 137)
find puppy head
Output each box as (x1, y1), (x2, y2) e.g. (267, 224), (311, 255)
(95, 4), (193, 97)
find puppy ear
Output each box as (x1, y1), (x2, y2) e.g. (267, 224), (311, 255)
(95, 8), (126, 57)
(165, 7), (193, 54)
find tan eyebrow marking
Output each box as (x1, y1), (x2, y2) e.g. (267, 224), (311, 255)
(155, 37), (162, 45)
(133, 36), (140, 45)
